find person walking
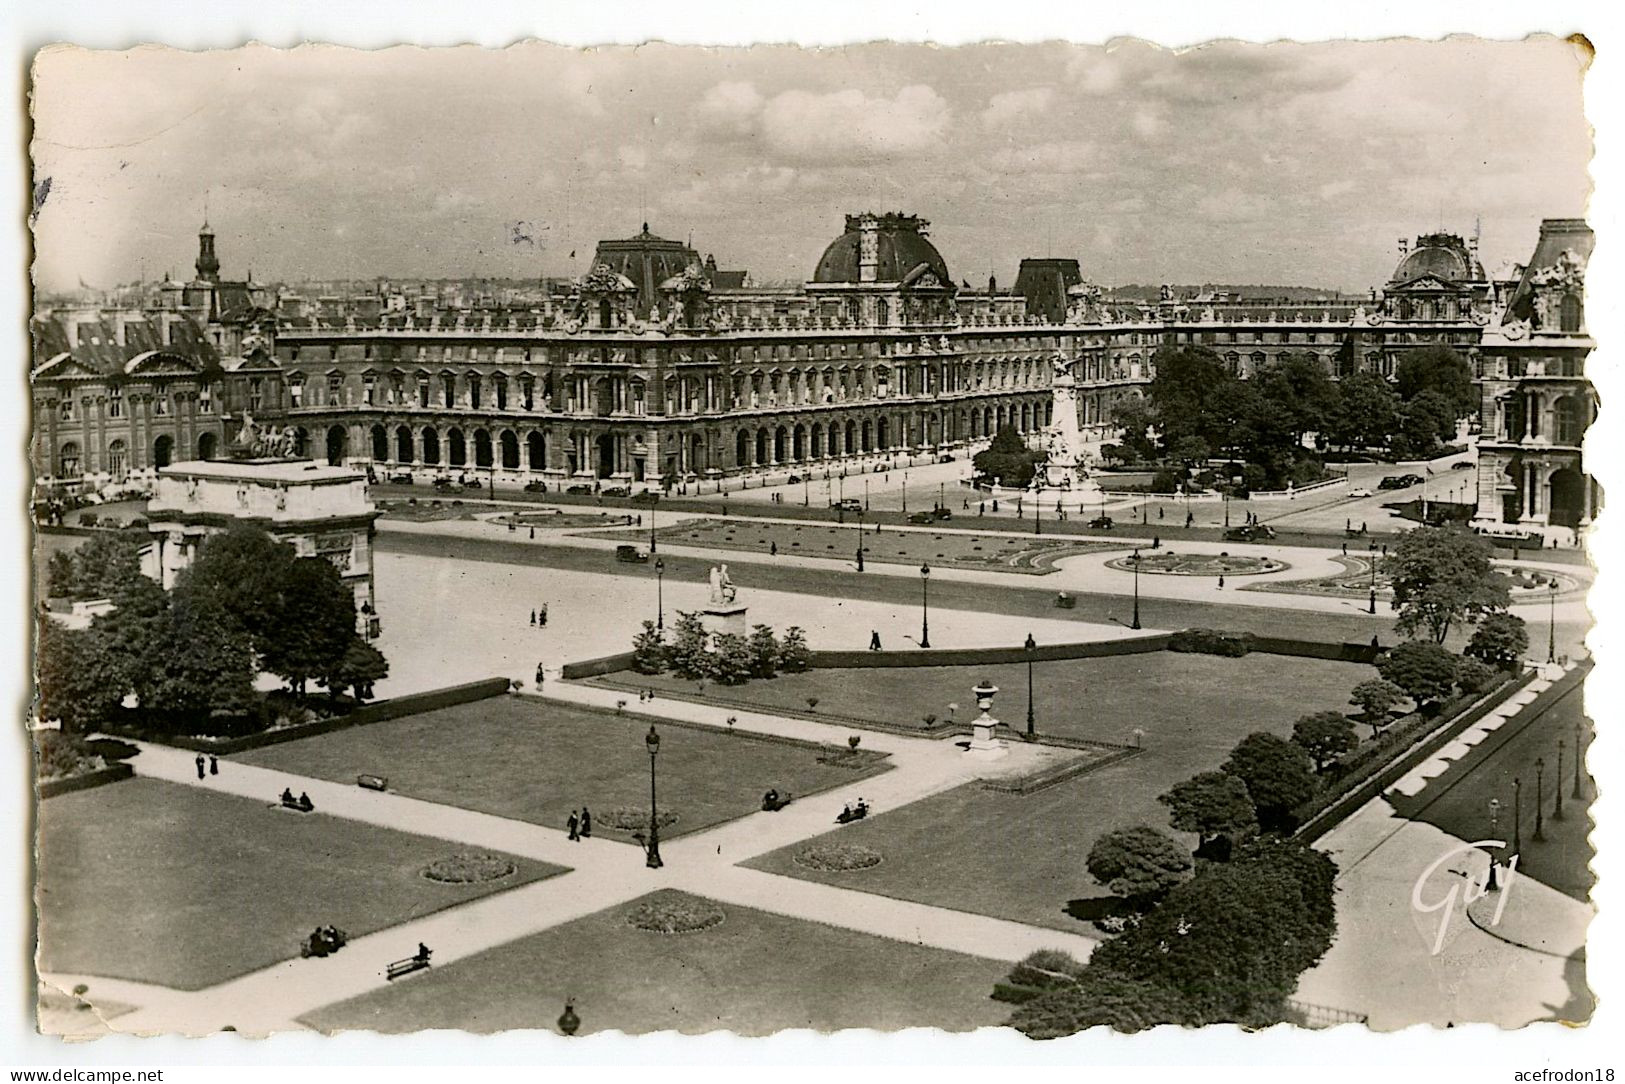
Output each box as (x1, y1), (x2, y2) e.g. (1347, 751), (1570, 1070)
(1185, 511), (1194, 528)
(529, 526), (535, 540)
(195, 754), (206, 780)
(209, 755), (219, 776)
(770, 542), (778, 556)
(1217, 574), (1225, 590)
(869, 630), (882, 651)
(567, 810), (580, 841)
(580, 807), (593, 838)
(536, 663), (545, 687)
(531, 609), (537, 627)
(540, 604), (549, 627)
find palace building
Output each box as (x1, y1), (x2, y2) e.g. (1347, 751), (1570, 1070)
(29, 211), (1594, 541)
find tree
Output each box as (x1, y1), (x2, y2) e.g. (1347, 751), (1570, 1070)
(50, 533), (145, 601)
(1388, 526), (1509, 643)
(1324, 371), (1401, 452)
(320, 637), (390, 701)
(1290, 711), (1359, 773)
(630, 621), (667, 674)
(1232, 835), (1339, 938)
(251, 557), (356, 695)
(1110, 397), (1159, 462)
(143, 587), (257, 732)
(1349, 678), (1405, 737)
(1256, 356), (1337, 450)
(36, 619), (123, 734)
(1396, 345), (1476, 419)
(666, 611), (711, 680)
(778, 626), (811, 672)
(178, 525), (300, 648)
(1157, 771), (1257, 852)
(1086, 825), (1194, 909)
(746, 624), (780, 679)
(1454, 655), (1500, 695)
(1011, 971), (1196, 1037)
(1376, 640), (1461, 711)
(973, 425), (1043, 488)
(708, 632), (752, 686)
(1465, 612), (1530, 671)
(1169, 435), (1209, 467)
(1222, 732), (1318, 831)
(45, 550), (79, 599)
(1147, 345), (1235, 454)
(1394, 390), (1458, 459)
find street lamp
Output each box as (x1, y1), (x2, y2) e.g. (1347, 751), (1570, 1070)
(1024, 632), (1036, 738)
(1131, 548), (1143, 630)
(1574, 720), (1586, 799)
(901, 478), (907, 514)
(1548, 580), (1558, 663)
(919, 562), (932, 648)
(855, 508), (865, 572)
(864, 477), (870, 511)
(1513, 776), (1523, 856)
(1487, 798), (1501, 891)
(1224, 490), (1231, 528)
(1034, 494), (1042, 536)
(1554, 740), (1566, 821)
(939, 480), (945, 512)
(644, 725), (663, 869)
(648, 495), (658, 554)
(1534, 758), (1547, 841)
(1368, 542), (1379, 615)
(654, 557), (665, 631)
(804, 473), (810, 507)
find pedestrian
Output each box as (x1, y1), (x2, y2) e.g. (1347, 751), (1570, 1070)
(870, 630), (882, 651)
(508, 521), (515, 533)
(540, 604), (549, 627)
(1346, 517), (1352, 532)
(963, 499), (969, 510)
(993, 499), (1000, 512)
(531, 609), (537, 626)
(195, 753), (206, 780)
(1371, 634), (1380, 649)
(770, 542), (778, 556)
(536, 663), (545, 687)
(567, 810), (580, 841)
(1361, 521), (1368, 534)
(529, 526), (535, 540)
(417, 943), (432, 964)
(1217, 574), (1225, 590)
(1341, 542), (1347, 556)
(209, 755), (219, 776)
(1158, 506), (1164, 520)
(1185, 511), (1194, 528)
(637, 514), (643, 526)
(978, 502), (985, 516)
(580, 807), (593, 837)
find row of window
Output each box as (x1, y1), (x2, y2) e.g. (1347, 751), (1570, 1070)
(57, 386), (215, 422)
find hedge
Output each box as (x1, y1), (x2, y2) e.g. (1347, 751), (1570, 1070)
(1168, 628), (1255, 657)
(37, 762), (134, 799)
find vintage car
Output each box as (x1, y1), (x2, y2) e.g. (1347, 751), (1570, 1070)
(615, 544), (649, 564)
(1224, 524), (1277, 542)
(1089, 515), (1114, 529)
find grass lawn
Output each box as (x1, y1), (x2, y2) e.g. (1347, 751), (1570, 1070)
(35, 778), (563, 990)
(237, 696), (889, 841)
(743, 653), (1370, 931)
(300, 889), (1011, 1035)
(582, 516), (1122, 574)
(624, 651), (1369, 745)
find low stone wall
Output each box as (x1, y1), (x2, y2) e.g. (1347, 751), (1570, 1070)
(37, 762), (135, 799)
(807, 635), (1172, 670)
(561, 652), (638, 680)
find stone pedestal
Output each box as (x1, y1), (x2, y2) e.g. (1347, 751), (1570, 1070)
(965, 680), (1009, 759)
(700, 604), (748, 639)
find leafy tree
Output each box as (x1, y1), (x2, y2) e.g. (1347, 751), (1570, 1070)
(1394, 390), (1458, 459)
(1147, 345), (1234, 454)
(143, 587), (257, 732)
(746, 624), (780, 679)
(1388, 526), (1509, 643)
(778, 626), (812, 673)
(666, 611), (711, 680)
(1222, 732), (1318, 831)
(1110, 397), (1159, 462)
(630, 620), (667, 674)
(1010, 971), (1196, 1037)
(1256, 356), (1337, 450)
(1396, 345), (1476, 419)
(1324, 371), (1401, 452)
(36, 619), (123, 734)
(1290, 711), (1359, 772)
(89, 574), (172, 711)
(708, 632), (753, 686)
(973, 425), (1043, 488)
(1232, 835), (1339, 937)
(320, 637), (390, 701)
(1086, 825), (1194, 909)
(45, 551), (79, 599)
(1454, 655), (1500, 696)
(253, 557), (356, 695)
(1158, 770), (1257, 851)
(1169, 435), (1209, 466)
(51, 533), (145, 601)
(1349, 678), (1406, 737)
(1376, 640), (1461, 711)
(1465, 612), (1530, 671)
(178, 525), (300, 648)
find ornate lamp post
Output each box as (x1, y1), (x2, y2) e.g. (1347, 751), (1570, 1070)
(939, 481), (945, 512)
(1024, 633), (1036, 739)
(654, 557), (665, 631)
(901, 477), (907, 514)
(1574, 720), (1586, 799)
(1534, 758), (1547, 841)
(804, 473), (810, 507)
(644, 725), (663, 869)
(1368, 542), (1379, 615)
(855, 508), (865, 571)
(1548, 580), (1558, 663)
(1513, 776), (1523, 856)
(1554, 739), (1566, 821)
(1486, 797), (1501, 891)
(1131, 548), (1142, 630)
(1034, 494), (1042, 536)
(1224, 490), (1231, 528)
(919, 562), (932, 648)
(864, 477), (870, 511)
(648, 495), (658, 554)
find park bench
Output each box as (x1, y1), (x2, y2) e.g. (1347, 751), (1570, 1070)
(386, 954), (430, 981)
(357, 774), (389, 792)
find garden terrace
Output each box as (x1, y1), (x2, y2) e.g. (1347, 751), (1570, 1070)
(35, 778), (562, 990)
(299, 889), (1009, 1035)
(236, 695), (890, 840)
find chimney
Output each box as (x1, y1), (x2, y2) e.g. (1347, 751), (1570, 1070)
(857, 213), (880, 284)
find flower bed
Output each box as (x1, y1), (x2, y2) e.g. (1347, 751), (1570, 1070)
(595, 807), (681, 832)
(421, 852), (518, 885)
(793, 843), (884, 872)
(1106, 552), (1287, 577)
(625, 894), (726, 934)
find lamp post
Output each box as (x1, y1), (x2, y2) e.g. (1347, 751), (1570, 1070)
(1554, 740), (1566, 821)
(1034, 494), (1041, 536)
(1513, 776), (1523, 856)
(919, 562), (932, 648)
(1534, 758), (1547, 841)
(1131, 548), (1142, 630)
(939, 480), (945, 512)
(648, 495), (658, 554)
(1024, 633), (1036, 738)
(1368, 542), (1379, 615)
(1486, 798), (1501, 891)
(1547, 580), (1558, 663)
(901, 478), (907, 514)
(654, 557), (665, 631)
(1574, 720), (1586, 799)
(644, 725), (663, 869)
(1224, 490), (1231, 528)
(864, 477), (870, 511)
(855, 509), (865, 572)
(804, 473), (810, 507)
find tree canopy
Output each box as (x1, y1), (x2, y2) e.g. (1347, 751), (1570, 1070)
(1465, 612), (1530, 671)
(1158, 770), (1258, 845)
(1349, 678), (1406, 737)
(1396, 345), (1476, 419)
(1376, 640), (1461, 710)
(1388, 526), (1509, 643)
(972, 425), (1044, 488)
(1221, 732), (1318, 830)
(1086, 825), (1194, 909)
(1290, 711), (1359, 773)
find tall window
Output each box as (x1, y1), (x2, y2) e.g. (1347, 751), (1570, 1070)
(107, 389), (123, 418)
(441, 374), (455, 406)
(494, 376), (508, 411)
(107, 439), (127, 482)
(154, 394), (169, 416)
(418, 376), (431, 408)
(249, 378), (264, 412)
(59, 442), (80, 477)
(198, 384), (214, 413)
(289, 378), (305, 408)
(362, 377), (376, 405)
(60, 398), (74, 422)
(327, 373), (343, 404)
(1560, 294), (1583, 333)
(469, 375), (482, 409)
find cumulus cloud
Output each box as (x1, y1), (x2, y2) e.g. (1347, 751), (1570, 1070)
(980, 87), (1055, 129)
(990, 139), (1096, 175)
(758, 85), (951, 162)
(698, 80), (765, 137)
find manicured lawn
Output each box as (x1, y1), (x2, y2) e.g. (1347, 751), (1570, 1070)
(626, 651), (1369, 746)
(237, 696), (889, 841)
(300, 889), (1011, 1035)
(35, 778), (562, 990)
(743, 653), (1370, 930)
(584, 516), (1122, 574)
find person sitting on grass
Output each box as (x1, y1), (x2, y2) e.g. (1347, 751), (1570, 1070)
(281, 788), (296, 808)
(297, 792), (315, 812)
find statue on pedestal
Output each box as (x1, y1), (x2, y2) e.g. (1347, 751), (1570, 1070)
(708, 563), (737, 605)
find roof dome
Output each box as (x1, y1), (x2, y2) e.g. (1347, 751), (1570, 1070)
(1390, 233), (1486, 286)
(812, 213), (951, 286)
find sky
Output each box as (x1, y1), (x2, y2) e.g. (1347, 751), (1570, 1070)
(28, 36), (1593, 295)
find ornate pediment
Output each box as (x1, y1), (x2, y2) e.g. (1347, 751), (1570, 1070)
(1390, 274), (1460, 293)
(1530, 248), (1586, 291)
(124, 350), (203, 376)
(577, 263), (635, 294)
(31, 352), (105, 382)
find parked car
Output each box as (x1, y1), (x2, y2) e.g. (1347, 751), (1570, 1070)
(1378, 474), (1424, 490)
(566, 484), (594, 495)
(615, 545), (649, 563)
(432, 477), (463, 493)
(907, 511), (936, 524)
(1089, 515), (1114, 529)
(601, 485), (630, 498)
(523, 480), (548, 493)
(1224, 524), (1277, 542)
(387, 470), (415, 485)
(1451, 460), (1476, 470)
(932, 507), (954, 521)
(832, 498), (863, 512)
(1348, 487), (1372, 498)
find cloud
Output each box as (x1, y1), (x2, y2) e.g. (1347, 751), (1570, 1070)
(758, 85), (951, 163)
(980, 87), (1054, 129)
(698, 80), (764, 137)
(989, 139), (1096, 175)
